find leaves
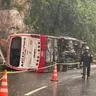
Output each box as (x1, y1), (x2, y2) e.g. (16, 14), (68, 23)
(26, 0), (96, 53)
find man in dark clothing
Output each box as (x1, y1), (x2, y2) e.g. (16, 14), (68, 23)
(80, 46), (93, 79)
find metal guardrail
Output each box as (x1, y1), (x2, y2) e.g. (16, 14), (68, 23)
(57, 62), (80, 65)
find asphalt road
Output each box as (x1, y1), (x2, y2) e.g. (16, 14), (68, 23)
(0, 65), (96, 96)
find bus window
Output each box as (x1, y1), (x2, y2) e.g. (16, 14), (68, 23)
(10, 37), (21, 67)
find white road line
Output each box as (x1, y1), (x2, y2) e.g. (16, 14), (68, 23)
(25, 86), (48, 96)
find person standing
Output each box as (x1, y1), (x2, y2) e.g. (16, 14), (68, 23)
(80, 46), (93, 79)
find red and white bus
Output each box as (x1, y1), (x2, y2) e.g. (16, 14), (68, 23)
(6, 33), (84, 72)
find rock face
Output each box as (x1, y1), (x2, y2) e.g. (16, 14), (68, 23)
(0, 0), (30, 63)
(11, 0), (30, 19)
(0, 0), (30, 18)
(0, 0), (30, 37)
(0, 9), (26, 37)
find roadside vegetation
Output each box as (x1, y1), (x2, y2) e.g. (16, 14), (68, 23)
(0, 0), (96, 54)
(26, 0), (96, 53)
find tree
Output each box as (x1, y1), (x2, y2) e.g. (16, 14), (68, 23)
(26, 0), (96, 53)
(27, 0), (76, 36)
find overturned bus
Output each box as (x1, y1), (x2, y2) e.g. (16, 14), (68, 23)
(6, 34), (84, 72)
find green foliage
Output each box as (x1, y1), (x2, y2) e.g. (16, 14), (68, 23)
(26, 0), (96, 53)
(13, 4), (25, 12)
(27, 0), (76, 35)
(1, 0), (11, 9)
(73, 0), (96, 52)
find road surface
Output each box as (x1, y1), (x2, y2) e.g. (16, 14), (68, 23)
(0, 65), (96, 96)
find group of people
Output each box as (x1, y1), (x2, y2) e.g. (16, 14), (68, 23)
(80, 46), (93, 79)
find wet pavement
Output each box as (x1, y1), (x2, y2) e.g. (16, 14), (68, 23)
(63, 74), (96, 96)
(0, 64), (96, 96)
(58, 66), (96, 96)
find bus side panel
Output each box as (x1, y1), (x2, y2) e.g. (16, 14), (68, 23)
(37, 35), (47, 72)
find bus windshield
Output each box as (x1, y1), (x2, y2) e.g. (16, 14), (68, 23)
(10, 37), (21, 67)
